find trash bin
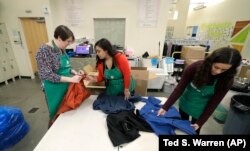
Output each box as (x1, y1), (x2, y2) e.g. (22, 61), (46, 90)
(223, 95), (250, 134)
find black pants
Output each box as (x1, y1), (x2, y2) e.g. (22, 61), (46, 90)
(179, 108), (201, 134)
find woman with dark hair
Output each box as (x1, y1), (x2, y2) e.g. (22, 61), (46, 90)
(86, 38), (135, 100)
(36, 25), (83, 122)
(157, 47), (242, 134)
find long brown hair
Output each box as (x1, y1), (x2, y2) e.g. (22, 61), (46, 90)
(94, 38), (119, 68)
(193, 47), (242, 89)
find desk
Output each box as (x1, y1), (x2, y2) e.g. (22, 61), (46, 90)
(34, 96), (184, 151)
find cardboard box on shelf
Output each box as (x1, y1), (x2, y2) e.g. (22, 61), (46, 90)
(181, 46), (205, 60)
(238, 65), (250, 78)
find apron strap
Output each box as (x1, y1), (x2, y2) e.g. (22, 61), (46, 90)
(52, 40), (66, 55)
(52, 40), (59, 52)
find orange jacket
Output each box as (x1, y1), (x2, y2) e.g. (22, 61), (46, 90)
(53, 79), (90, 121)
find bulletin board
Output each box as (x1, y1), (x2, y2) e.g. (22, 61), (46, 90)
(94, 18), (126, 47)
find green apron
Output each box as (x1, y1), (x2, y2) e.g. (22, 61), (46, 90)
(104, 64), (135, 96)
(179, 80), (217, 119)
(43, 41), (71, 119)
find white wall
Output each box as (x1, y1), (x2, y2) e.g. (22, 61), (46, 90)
(50, 0), (170, 56)
(187, 0), (250, 24)
(0, 0), (54, 78)
(187, 0), (250, 59)
(167, 0), (190, 38)
(0, 0), (170, 77)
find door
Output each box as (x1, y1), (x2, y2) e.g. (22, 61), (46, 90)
(20, 17), (49, 73)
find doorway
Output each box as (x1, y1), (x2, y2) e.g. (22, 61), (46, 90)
(20, 17), (49, 73)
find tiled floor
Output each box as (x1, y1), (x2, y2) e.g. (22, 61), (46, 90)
(0, 78), (225, 151)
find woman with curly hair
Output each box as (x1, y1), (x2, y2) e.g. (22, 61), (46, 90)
(157, 47), (242, 134)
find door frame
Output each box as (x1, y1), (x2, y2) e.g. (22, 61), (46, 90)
(19, 17), (49, 78)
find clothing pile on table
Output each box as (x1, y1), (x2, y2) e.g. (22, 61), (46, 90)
(93, 93), (196, 147)
(93, 93), (137, 114)
(139, 96), (196, 135)
(107, 110), (153, 146)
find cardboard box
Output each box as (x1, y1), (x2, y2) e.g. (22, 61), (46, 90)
(83, 64), (102, 89)
(84, 80), (105, 89)
(83, 65), (158, 96)
(239, 65), (250, 78)
(83, 64), (96, 75)
(181, 46), (205, 60)
(131, 67), (149, 96)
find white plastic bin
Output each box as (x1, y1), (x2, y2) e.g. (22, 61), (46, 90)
(159, 57), (174, 73)
(147, 68), (166, 89)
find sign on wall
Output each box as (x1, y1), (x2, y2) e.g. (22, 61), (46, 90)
(65, 0), (84, 27)
(138, 0), (160, 28)
(165, 26), (174, 39)
(198, 22), (233, 49)
(230, 21), (250, 53)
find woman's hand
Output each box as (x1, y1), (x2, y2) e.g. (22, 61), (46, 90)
(124, 89), (130, 100)
(71, 69), (85, 76)
(191, 123), (200, 130)
(157, 108), (166, 116)
(71, 69), (78, 75)
(71, 75), (82, 83)
(85, 75), (97, 82)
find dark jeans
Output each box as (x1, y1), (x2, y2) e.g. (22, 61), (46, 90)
(179, 108), (201, 134)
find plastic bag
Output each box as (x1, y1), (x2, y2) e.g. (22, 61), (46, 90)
(0, 106), (29, 150)
(231, 95), (250, 113)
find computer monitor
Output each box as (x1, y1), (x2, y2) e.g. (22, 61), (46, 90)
(75, 45), (90, 55)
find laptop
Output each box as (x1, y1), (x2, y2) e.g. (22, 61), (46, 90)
(75, 45), (90, 55)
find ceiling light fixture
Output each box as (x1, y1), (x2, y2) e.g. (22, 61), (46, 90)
(193, 4), (206, 10)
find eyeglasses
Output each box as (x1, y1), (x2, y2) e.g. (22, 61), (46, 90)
(66, 40), (74, 45)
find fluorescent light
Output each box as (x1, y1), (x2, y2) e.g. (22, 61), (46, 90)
(193, 4), (206, 10)
(173, 11), (178, 20)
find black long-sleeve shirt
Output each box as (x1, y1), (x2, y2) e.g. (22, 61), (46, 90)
(162, 60), (233, 127)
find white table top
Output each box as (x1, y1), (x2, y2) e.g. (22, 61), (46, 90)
(34, 95), (184, 151)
